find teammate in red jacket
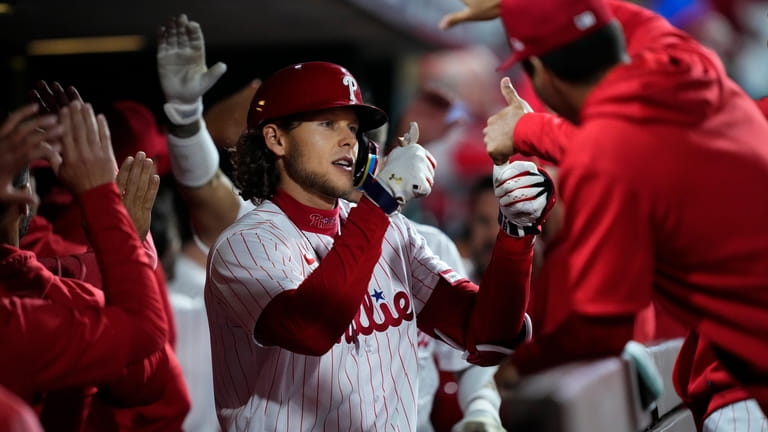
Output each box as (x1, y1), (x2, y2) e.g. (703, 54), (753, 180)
(0, 101), (170, 427)
(443, 0), (768, 429)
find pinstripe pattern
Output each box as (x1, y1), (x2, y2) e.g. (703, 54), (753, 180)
(704, 399), (768, 432)
(205, 200), (452, 431)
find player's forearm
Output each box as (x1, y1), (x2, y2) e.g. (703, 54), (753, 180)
(255, 197), (390, 355)
(465, 233), (534, 365)
(167, 119), (242, 246)
(79, 183), (167, 360)
(417, 233), (533, 365)
(177, 171), (242, 247)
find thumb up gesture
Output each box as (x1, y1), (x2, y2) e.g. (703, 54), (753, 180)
(484, 77), (533, 165)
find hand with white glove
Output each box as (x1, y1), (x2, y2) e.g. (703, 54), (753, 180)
(157, 14), (227, 125)
(364, 122), (436, 214)
(493, 160), (553, 237)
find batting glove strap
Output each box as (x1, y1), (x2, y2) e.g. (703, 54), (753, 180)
(362, 175), (399, 215)
(163, 100), (203, 126)
(499, 211), (541, 237)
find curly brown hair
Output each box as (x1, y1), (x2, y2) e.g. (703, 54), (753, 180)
(231, 117), (302, 203)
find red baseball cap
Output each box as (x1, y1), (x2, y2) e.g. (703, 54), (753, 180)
(106, 100), (171, 176)
(498, 0), (614, 70)
(247, 62), (387, 133)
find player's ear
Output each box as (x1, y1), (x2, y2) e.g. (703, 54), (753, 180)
(262, 123), (286, 156)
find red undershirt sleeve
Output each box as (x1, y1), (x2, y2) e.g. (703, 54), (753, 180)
(255, 197), (390, 356)
(417, 233), (534, 366)
(513, 113), (574, 164)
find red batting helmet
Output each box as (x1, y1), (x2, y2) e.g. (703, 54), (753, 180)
(246, 61), (388, 132)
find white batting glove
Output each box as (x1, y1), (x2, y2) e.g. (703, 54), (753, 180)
(493, 161), (552, 237)
(157, 14), (227, 125)
(375, 122), (436, 208)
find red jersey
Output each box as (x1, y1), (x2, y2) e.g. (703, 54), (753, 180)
(510, 0), (768, 424)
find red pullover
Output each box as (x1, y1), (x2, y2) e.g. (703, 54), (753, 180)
(0, 183), (169, 423)
(510, 1), (768, 425)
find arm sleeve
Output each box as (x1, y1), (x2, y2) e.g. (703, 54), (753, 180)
(417, 233), (535, 366)
(513, 113), (575, 164)
(0, 183), (168, 394)
(209, 197), (390, 356)
(79, 183), (168, 359)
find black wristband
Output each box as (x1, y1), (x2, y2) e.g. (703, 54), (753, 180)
(498, 210), (541, 237)
(362, 176), (399, 214)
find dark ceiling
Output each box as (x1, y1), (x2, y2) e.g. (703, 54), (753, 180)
(0, 0), (508, 115)
(0, 0), (507, 57)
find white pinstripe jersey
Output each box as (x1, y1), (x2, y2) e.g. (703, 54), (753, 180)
(205, 198), (455, 431)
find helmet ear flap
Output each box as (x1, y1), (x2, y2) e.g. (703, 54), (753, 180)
(353, 133), (379, 188)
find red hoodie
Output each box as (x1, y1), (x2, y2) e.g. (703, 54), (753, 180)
(509, 1), (768, 425)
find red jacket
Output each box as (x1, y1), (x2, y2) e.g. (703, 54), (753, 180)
(510, 1), (768, 424)
(0, 183), (171, 426)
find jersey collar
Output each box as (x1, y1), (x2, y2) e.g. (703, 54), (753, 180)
(272, 189), (340, 237)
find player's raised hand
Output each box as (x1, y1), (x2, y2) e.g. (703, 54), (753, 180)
(376, 122), (436, 207)
(116, 151), (160, 239)
(485, 77), (533, 165)
(440, 0), (502, 30)
(29, 80), (83, 114)
(57, 101), (117, 193)
(0, 103), (63, 205)
(158, 14), (227, 124)
(493, 160), (553, 237)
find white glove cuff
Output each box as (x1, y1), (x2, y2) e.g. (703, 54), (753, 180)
(167, 121), (219, 187)
(163, 99), (203, 125)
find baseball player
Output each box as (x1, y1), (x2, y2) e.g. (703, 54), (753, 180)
(442, 0), (768, 430)
(156, 14), (553, 431)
